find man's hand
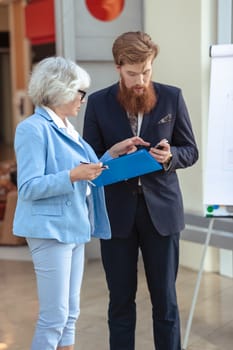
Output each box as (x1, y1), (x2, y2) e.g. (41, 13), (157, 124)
(109, 136), (150, 158)
(149, 139), (172, 164)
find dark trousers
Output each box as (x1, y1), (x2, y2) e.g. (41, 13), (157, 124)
(100, 193), (181, 350)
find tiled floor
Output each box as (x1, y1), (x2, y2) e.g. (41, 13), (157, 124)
(0, 246), (232, 350)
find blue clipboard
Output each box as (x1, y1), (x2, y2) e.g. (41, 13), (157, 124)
(93, 149), (163, 187)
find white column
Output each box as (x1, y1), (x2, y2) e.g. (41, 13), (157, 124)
(54, 0), (76, 60)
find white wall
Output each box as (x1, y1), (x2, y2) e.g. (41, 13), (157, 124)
(145, 0), (219, 271)
(145, 0), (217, 213)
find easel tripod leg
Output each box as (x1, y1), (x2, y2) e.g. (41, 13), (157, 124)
(182, 218), (214, 350)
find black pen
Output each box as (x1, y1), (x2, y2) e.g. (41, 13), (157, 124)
(79, 161), (97, 187)
(80, 161), (109, 169)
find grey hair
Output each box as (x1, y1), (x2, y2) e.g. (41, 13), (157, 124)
(28, 56), (91, 106)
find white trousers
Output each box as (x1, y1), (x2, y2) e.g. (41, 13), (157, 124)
(27, 238), (85, 350)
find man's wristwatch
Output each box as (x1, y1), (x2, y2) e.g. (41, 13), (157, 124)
(163, 152), (173, 171)
(166, 152), (173, 163)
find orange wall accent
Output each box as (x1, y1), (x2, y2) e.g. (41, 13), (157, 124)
(85, 0), (124, 22)
(25, 0), (55, 45)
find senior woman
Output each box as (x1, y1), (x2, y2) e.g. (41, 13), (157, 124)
(13, 56), (148, 350)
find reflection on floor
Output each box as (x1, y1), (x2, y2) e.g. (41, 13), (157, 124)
(0, 247), (232, 350)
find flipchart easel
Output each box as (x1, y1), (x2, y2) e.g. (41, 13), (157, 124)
(183, 44), (233, 349)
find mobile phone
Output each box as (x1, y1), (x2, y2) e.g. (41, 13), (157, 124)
(156, 139), (168, 150)
(156, 144), (164, 150)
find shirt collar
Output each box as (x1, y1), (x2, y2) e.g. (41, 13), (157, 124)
(43, 105), (67, 129)
(42, 106), (80, 141)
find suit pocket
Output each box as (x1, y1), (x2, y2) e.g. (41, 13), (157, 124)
(31, 198), (62, 216)
(157, 113), (172, 124)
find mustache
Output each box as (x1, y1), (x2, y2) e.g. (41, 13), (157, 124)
(131, 84), (145, 90)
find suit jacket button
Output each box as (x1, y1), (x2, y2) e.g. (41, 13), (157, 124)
(66, 200), (72, 206)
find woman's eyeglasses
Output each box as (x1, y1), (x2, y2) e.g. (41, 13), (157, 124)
(78, 89), (86, 101)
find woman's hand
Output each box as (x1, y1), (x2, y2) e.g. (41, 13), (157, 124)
(70, 162), (104, 183)
(109, 136), (150, 158)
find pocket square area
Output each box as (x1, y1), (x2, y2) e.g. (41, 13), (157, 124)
(158, 114), (172, 124)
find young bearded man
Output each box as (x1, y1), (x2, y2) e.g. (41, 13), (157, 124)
(83, 31), (198, 350)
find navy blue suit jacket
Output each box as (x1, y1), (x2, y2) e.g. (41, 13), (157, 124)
(83, 82), (198, 237)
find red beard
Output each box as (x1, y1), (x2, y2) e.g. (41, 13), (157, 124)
(117, 80), (157, 115)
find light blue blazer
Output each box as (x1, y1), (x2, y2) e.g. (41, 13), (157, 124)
(13, 107), (111, 244)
